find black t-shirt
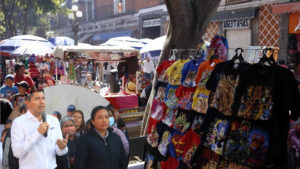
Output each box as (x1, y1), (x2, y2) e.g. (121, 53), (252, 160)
(193, 63), (300, 168)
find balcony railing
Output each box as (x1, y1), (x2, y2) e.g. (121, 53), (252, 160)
(225, 0), (253, 6)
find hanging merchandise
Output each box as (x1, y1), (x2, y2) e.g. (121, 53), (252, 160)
(190, 48), (300, 169)
(191, 58), (222, 114)
(68, 59), (76, 80)
(166, 58), (189, 86)
(210, 34), (228, 61)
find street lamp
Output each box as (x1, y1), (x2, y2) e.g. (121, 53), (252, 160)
(68, 5), (82, 45)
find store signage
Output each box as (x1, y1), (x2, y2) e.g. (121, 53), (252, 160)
(143, 18), (161, 28)
(223, 18), (250, 29)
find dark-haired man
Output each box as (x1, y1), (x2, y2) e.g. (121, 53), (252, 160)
(11, 89), (68, 169)
(13, 62), (36, 93)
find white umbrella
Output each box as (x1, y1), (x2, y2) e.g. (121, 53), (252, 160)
(140, 35), (166, 60)
(11, 42), (53, 56)
(104, 36), (146, 50)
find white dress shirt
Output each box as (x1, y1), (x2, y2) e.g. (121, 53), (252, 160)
(11, 111), (68, 169)
(142, 60), (155, 74)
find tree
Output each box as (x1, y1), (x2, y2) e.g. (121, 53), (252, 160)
(0, 0), (66, 38)
(140, 0), (221, 136)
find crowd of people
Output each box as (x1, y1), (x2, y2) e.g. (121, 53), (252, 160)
(0, 89), (130, 169)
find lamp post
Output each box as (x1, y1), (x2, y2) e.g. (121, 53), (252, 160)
(68, 5), (82, 45)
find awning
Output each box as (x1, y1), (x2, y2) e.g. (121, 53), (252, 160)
(92, 30), (133, 42)
(212, 7), (257, 21)
(272, 2), (300, 14)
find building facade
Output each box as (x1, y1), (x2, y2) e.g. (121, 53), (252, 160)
(52, 0), (299, 74)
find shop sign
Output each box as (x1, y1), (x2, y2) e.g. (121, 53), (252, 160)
(289, 13), (300, 34)
(143, 18), (161, 28)
(223, 18), (250, 30)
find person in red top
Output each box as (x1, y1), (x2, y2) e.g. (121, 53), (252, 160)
(14, 62), (36, 93)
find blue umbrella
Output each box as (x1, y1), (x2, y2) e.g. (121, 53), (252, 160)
(48, 36), (74, 46)
(0, 35), (54, 56)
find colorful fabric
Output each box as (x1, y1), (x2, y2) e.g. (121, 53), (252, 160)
(164, 84), (179, 109)
(166, 59), (189, 85)
(176, 86), (196, 110)
(181, 59), (204, 87)
(156, 60), (176, 83)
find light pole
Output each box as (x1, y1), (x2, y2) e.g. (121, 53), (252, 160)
(68, 5), (82, 45)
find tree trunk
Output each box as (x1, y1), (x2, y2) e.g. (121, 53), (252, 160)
(140, 0), (221, 136)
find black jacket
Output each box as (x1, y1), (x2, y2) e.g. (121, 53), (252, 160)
(74, 128), (127, 169)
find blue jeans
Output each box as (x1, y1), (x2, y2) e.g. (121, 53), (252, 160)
(143, 73), (152, 81)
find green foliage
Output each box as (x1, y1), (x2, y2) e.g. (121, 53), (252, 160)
(0, 0), (69, 37)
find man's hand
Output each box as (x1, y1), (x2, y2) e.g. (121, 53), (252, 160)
(38, 122), (49, 135)
(56, 134), (69, 150)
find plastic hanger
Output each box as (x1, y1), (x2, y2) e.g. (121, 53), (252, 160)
(169, 49), (177, 61)
(231, 48), (244, 63)
(259, 48), (275, 66)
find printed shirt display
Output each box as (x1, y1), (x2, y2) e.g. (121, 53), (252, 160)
(181, 59), (204, 87)
(191, 59), (222, 113)
(156, 60), (176, 83)
(166, 59), (189, 85)
(175, 86), (196, 110)
(206, 61), (250, 116)
(164, 84), (179, 109)
(194, 64), (300, 168)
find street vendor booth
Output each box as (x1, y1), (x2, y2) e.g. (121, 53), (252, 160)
(52, 45), (142, 114)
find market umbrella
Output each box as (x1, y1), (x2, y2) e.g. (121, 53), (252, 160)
(48, 36), (74, 46)
(11, 42), (53, 56)
(140, 35), (166, 60)
(0, 35), (54, 56)
(103, 36), (146, 50)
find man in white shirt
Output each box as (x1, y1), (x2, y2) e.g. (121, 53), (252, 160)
(11, 89), (68, 169)
(142, 57), (155, 82)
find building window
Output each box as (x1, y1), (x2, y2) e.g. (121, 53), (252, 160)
(114, 0), (125, 15)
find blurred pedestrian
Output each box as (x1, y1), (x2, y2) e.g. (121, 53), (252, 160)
(60, 116), (78, 169)
(52, 111), (62, 121)
(11, 89), (68, 169)
(72, 110), (86, 137)
(67, 105), (76, 117)
(74, 106), (127, 169)
(0, 75), (18, 102)
(142, 57), (155, 82)
(13, 81), (29, 107)
(107, 108), (129, 156)
(14, 62), (36, 93)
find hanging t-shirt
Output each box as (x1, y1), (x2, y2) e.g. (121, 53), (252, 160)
(166, 59), (189, 85)
(192, 59), (222, 113)
(176, 86), (196, 110)
(154, 82), (168, 102)
(206, 61), (250, 116)
(164, 84), (179, 109)
(162, 108), (177, 127)
(173, 110), (195, 134)
(181, 59), (204, 87)
(156, 60), (176, 83)
(150, 99), (166, 121)
(181, 130), (201, 165)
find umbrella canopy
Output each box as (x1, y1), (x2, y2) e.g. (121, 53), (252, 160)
(11, 42), (53, 56)
(103, 36), (146, 50)
(0, 35), (54, 56)
(140, 35), (166, 60)
(48, 36), (74, 46)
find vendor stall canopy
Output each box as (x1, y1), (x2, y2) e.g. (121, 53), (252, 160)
(53, 45), (140, 61)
